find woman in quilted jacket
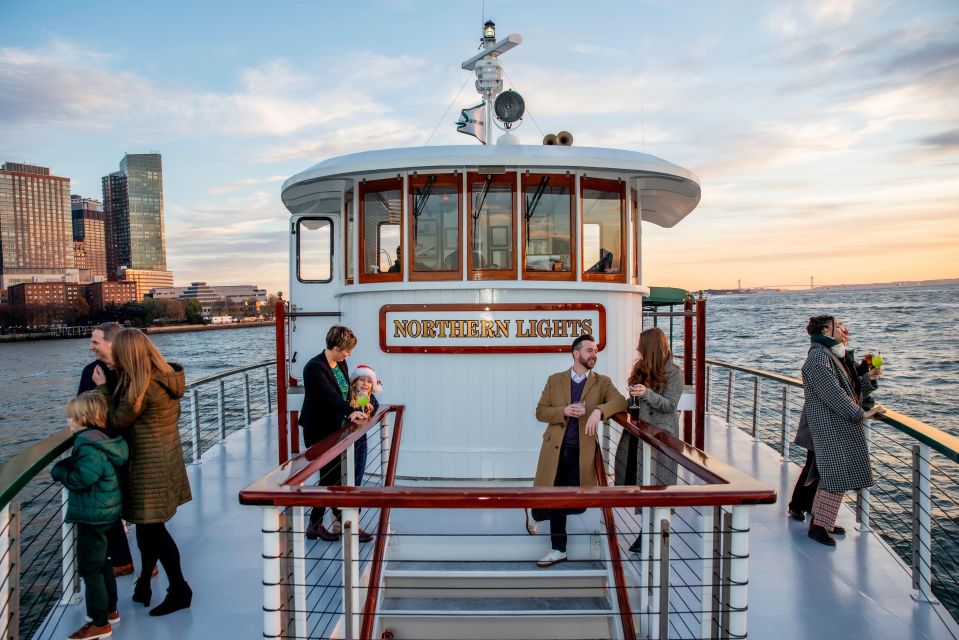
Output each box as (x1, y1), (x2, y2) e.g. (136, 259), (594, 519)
(95, 328), (192, 616)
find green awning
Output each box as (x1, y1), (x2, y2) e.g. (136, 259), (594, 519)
(643, 286), (689, 308)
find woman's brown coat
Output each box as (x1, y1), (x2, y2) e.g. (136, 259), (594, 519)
(99, 364), (191, 524)
(534, 369), (627, 488)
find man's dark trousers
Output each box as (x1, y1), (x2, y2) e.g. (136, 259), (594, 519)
(531, 445), (586, 552)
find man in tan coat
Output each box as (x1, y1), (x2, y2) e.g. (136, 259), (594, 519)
(528, 334), (627, 567)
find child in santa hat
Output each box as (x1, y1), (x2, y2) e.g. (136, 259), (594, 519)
(337, 365), (382, 542)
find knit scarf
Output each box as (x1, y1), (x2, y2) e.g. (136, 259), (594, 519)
(810, 333), (838, 348)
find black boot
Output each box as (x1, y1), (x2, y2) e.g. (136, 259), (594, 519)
(149, 582), (192, 616)
(132, 578), (152, 607)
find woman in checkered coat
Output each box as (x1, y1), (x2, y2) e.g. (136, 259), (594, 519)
(802, 315), (885, 546)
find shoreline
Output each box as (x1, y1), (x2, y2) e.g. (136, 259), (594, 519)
(0, 320), (275, 343)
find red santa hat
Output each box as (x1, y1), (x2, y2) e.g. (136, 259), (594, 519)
(350, 365), (382, 394)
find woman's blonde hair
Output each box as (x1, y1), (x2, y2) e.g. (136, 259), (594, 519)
(67, 392), (108, 429)
(628, 327), (672, 394)
(112, 328), (173, 411)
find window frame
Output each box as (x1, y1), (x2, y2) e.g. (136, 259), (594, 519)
(344, 188), (354, 285)
(580, 176), (626, 284)
(521, 172), (576, 282)
(407, 173), (463, 281)
(358, 177), (403, 284)
(295, 216), (334, 284)
(466, 172), (518, 281)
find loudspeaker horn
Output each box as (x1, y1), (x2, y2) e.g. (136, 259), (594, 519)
(543, 133), (557, 145)
(557, 131), (574, 146)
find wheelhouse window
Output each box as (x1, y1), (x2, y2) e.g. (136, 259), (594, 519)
(359, 178), (402, 282)
(468, 173), (516, 280)
(581, 177), (625, 283)
(523, 173), (574, 280)
(345, 189), (354, 284)
(296, 217), (333, 283)
(408, 174), (461, 280)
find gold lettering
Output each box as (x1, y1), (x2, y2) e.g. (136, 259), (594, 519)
(515, 319), (529, 337)
(451, 320), (463, 338)
(422, 320), (436, 338)
(408, 320), (421, 338)
(437, 320), (449, 338)
(582, 319), (593, 335)
(480, 320), (494, 338)
(467, 320), (480, 338)
(536, 319), (551, 336)
(495, 319), (509, 337)
(393, 320), (408, 338)
(552, 319), (566, 337)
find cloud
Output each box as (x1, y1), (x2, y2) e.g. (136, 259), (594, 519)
(570, 44), (628, 57)
(208, 176), (287, 195)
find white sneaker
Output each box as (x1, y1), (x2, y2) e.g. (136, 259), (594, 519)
(525, 509), (538, 535)
(536, 549), (567, 568)
(329, 519), (342, 535)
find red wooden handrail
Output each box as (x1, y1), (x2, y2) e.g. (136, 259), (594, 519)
(275, 300), (288, 465)
(594, 447), (637, 640)
(360, 406), (404, 640)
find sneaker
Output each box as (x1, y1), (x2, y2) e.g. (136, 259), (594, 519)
(787, 508), (805, 522)
(536, 549), (568, 568)
(67, 621), (112, 639)
(808, 525), (836, 547)
(112, 563), (134, 577)
(525, 509), (538, 536)
(84, 612), (120, 625)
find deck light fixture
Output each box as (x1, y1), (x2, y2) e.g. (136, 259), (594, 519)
(483, 21), (496, 43)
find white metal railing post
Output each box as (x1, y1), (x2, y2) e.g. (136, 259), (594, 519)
(657, 511), (672, 640)
(780, 386), (789, 460)
(243, 372), (252, 427)
(342, 506), (361, 639)
(0, 503), (18, 639)
(750, 377), (760, 439)
(856, 422), (872, 532)
(262, 507), (282, 639)
(190, 388), (201, 464)
(728, 506), (750, 639)
(380, 414), (391, 484)
(59, 488), (80, 605)
(705, 365), (711, 415)
(637, 441), (653, 638)
(264, 367), (273, 415)
(912, 444), (937, 603)
(725, 370), (735, 427)
(700, 507), (715, 640)
(649, 507), (669, 639)
(218, 379), (227, 442)
(292, 506), (307, 637)
(601, 419), (611, 476)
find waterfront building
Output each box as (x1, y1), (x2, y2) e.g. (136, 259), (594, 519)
(0, 163), (74, 289)
(83, 280), (137, 311)
(147, 286), (187, 299)
(70, 195), (107, 280)
(118, 266), (174, 300)
(7, 280), (137, 316)
(176, 281), (268, 316)
(101, 153), (173, 287)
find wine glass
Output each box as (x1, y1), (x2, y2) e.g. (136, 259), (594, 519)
(872, 352), (883, 369)
(356, 392), (369, 410)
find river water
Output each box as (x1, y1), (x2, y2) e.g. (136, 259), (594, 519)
(1, 284), (956, 463)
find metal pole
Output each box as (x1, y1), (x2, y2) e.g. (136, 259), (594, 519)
(700, 507), (715, 640)
(243, 372), (252, 427)
(683, 298), (694, 444)
(601, 419), (610, 476)
(217, 379), (226, 442)
(342, 507), (361, 639)
(59, 488), (80, 605)
(728, 507), (750, 640)
(649, 507), (669, 639)
(720, 510), (732, 640)
(191, 388), (201, 464)
(705, 365), (711, 416)
(695, 297), (706, 450)
(751, 377), (760, 440)
(0, 504), (17, 640)
(292, 506), (307, 637)
(380, 414), (391, 485)
(710, 507), (724, 640)
(856, 422), (871, 532)
(639, 444), (653, 637)
(658, 514), (671, 640)
(912, 444), (936, 603)
(725, 371), (735, 427)
(264, 366), (273, 416)
(262, 507), (282, 639)
(780, 387), (789, 460)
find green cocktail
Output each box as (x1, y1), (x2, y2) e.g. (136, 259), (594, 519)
(872, 353), (883, 369)
(357, 393), (369, 409)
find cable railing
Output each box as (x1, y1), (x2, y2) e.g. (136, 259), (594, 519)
(703, 358), (959, 619)
(240, 407), (776, 640)
(0, 359), (277, 638)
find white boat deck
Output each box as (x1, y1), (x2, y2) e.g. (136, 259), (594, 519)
(42, 414), (959, 639)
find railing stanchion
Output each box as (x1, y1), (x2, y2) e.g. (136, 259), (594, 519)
(705, 365), (711, 415)
(218, 379), (227, 443)
(59, 488), (80, 605)
(751, 377), (760, 439)
(780, 386), (789, 460)
(243, 372), (252, 427)
(262, 506), (283, 639)
(342, 507), (361, 640)
(728, 506), (750, 640)
(649, 507), (669, 638)
(856, 421), (871, 532)
(380, 415), (391, 484)
(191, 388), (201, 464)
(708, 506), (723, 640)
(658, 514), (671, 640)
(3, 505), (18, 640)
(912, 444), (936, 603)
(601, 419), (611, 476)
(725, 370), (734, 427)
(0, 504), (9, 639)
(265, 366), (273, 416)
(720, 509), (732, 639)
(292, 506), (307, 638)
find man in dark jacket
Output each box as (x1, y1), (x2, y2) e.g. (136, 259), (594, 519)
(299, 325), (369, 541)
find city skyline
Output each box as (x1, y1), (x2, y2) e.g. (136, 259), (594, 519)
(2, 1), (957, 295)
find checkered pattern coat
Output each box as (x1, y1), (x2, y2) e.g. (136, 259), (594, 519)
(801, 343), (874, 493)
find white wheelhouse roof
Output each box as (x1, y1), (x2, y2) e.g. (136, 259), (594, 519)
(281, 144), (701, 228)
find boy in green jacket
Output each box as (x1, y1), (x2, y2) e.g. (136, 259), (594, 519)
(52, 392), (130, 640)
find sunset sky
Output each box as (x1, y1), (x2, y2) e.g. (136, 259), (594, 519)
(2, 0), (957, 293)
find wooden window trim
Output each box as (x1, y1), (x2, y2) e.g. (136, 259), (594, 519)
(521, 172), (576, 282)
(358, 177), (403, 284)
(631, 188), (639, 284)
(467, 172), (518, 281)
(407, 174), (462, 282)
(581, 177), (627, 284)
(344, 189), (354, 285)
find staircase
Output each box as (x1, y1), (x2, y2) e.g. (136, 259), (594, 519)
(373, 511), (623, 640)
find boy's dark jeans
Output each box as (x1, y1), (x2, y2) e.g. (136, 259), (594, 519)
(77, 523), (117, 626)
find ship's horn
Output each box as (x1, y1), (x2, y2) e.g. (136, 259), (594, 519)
(557, 131), (574, 146)
(543, 133), (557, 145)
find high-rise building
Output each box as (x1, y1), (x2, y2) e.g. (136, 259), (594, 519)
(71, 195), (107, 280)
(101, 153), (172, 297)
(0, 162), (74, 289)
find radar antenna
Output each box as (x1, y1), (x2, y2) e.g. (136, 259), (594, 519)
(458, 21), (523, 145)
